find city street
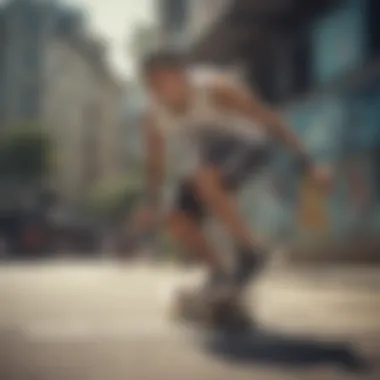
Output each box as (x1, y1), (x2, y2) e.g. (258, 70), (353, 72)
(0, 260), (380, 380)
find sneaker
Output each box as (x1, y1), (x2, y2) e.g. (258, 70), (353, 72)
(232, 246), (267, 287)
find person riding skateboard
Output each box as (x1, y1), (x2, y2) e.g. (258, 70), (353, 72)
(132, 50), (331, 297)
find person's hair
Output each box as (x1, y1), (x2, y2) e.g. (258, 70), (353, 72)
(141, 49), (188, 76)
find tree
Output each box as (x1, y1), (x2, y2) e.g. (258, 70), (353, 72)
(86, 174), (143, 225)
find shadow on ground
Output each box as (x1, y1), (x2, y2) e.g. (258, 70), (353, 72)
(204, 329), (371, 373)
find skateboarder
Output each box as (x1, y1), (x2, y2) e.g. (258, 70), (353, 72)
(131, 50), (331, 297)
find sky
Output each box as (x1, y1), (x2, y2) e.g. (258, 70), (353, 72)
(67, 0), (155, 79)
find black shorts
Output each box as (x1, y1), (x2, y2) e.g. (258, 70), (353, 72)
(174, 135), (273, 222)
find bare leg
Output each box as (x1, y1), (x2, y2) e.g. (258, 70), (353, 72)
(193, 165), (259, 250)
(166, 212), (229, 274)
(191, 165), (267, 288)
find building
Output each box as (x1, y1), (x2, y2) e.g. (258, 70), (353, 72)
(156, 0), (245, 78)
(123, 81), (146, 167)
(0, 0), (125, 205)
(0, 0), (55, 125)
(186, 0), (231, 47)
(43, 33), (124, 203)
(156, 0), (188, 47)
(129, 23), (161, 61)
(124, 22), (158, 170)
(156, 0), (231, 49)
(189, 0), (380, 237)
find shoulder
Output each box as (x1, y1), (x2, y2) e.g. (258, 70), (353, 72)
(189, 66), (247, 91)
(188, 67), (225, 94)
(189, 66), (252, 103)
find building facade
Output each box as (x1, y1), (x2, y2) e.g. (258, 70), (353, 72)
(43, 35), (124, 203)
(186, 0), (231, 46)
(0, 0), (125, 205)
(0, 0), (56, 125)
(156, 0), (188, 47)
(190, 0), (380, 238)
(283, 0), (380, 233)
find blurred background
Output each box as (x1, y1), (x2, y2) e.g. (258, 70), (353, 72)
(0, 2), (380, 380)
(0, 0), (379, 261)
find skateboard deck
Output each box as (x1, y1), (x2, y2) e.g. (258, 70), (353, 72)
(171, 287), (255, 331)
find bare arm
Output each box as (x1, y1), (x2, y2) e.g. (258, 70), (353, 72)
(143, 113), (165, 208)
(211, 84), (310, 160)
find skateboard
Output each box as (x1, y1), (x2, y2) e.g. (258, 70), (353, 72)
(171, 286), (255, 331)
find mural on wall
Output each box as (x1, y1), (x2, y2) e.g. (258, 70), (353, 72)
(241, 173), (295, 243)
(287, 96), (345, 163)
(342, 156), (373, 221)
(298, 175), (330, 234)
(258, 84), (380, 237)
(342, 87), (380, 227)
(286, 96), (345, 234)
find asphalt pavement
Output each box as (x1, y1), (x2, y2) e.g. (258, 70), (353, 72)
(0, 260), (379, 380)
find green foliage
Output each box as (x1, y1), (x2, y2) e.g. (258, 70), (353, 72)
(0, 125), (52, 182)
(86, 175), (143, 224)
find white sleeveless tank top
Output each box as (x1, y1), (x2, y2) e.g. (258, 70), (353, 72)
(150, 70), (269, 182)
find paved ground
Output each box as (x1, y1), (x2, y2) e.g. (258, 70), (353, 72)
(0, 260), (379, 380)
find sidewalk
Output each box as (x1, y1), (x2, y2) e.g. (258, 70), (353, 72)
(283, 232), (380, 265)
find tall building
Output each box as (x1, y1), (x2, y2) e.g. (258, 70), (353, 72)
(0, 0), (125, 204)
(43, 32), (124, 203)
(0, 0), (84, 125)
(0, 0), (52, 124)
